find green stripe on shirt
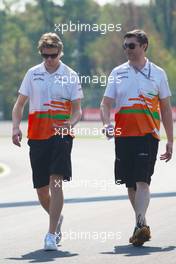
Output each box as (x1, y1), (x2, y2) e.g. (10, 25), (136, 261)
(37, 114), (70, 120)
(119, 109), (160, 120)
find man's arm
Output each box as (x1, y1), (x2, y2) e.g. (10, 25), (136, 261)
(159, 96), (173, 162)
(12, 94), (28, 147)
(70, 99), (82, 127)
(100, 96), (115, 138)
(100, 96), (114, 125)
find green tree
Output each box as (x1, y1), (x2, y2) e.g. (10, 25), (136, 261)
(149, 0), (176, 50)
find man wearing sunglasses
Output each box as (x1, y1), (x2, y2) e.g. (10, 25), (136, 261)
(100, 29), (173, 246)
(12, 32), (83, 250)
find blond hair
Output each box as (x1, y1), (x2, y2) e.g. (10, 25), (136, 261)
(38, 32), (64, 56)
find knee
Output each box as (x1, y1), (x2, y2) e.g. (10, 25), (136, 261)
(128, 187), (136, 193)
(37, 186), (49, 202)
(136, 182), (149, 191)
(50, 175), (63, 191)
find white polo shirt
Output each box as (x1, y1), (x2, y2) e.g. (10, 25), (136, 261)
(19, 61), (83, 139)
(104, 59), (171, 139)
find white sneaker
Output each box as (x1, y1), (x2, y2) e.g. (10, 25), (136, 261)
(55, 215), (64, 245)
(44, 233), (58, 251)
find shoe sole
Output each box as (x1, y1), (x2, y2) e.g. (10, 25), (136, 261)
(130, 226), (151, 247)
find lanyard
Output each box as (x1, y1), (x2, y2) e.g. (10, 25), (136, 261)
(133, 62), (151, 80)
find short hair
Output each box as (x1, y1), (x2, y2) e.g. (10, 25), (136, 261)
(38, 32), (64, 55)
(124, 29), (148, 51)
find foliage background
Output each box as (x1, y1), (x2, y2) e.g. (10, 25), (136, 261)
(0, 0), (176, 119)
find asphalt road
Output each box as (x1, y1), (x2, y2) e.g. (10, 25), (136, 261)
(0, 123), (176, 264)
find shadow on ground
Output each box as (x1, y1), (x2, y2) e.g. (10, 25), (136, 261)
(101, 245), (176, 257)
(6, 248), (78, 263)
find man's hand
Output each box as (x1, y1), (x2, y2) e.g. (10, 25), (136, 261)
(12, 94), (28, 147)
(159, 97), (173, 162)
(160, 141), (173, 162)
(102, 124), (114, 139)
(12, 127), (22, 147)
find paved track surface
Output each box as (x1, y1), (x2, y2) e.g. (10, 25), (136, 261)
(0, 122), (176, 264)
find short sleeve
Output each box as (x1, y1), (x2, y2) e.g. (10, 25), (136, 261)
(104, 70), (116, 99)
(70, 73), (84, 101)
(18, 70), (31, 96)
(159, 70), (171, 99)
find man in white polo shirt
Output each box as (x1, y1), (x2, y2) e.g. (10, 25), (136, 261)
(100, 29), (173, 246)
(12, 32), (83, 250)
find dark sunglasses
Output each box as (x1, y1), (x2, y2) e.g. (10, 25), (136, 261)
(41, 53), (59, 59)
(123, 43), (139, 50)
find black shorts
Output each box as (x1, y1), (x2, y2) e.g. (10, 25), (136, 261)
(115, 134), (159, 189)
(28, 135), (73, 189)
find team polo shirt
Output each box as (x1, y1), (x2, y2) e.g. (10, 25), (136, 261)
(104, 60), (171, 139)
(19, 61), (83, 140)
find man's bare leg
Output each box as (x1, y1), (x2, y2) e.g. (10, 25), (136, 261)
(36, 179), (63, 234)
(135, 182), (150, 226)
(49, 175), (64, 234)
(128, 187), (147, 226)
(37, 185), (50, 214)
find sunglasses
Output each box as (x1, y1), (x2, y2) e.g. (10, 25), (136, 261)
(123, 43), (139, 50)
(41, 53), (59, 59)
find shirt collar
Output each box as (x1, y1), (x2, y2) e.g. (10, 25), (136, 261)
(40, 61), (64, 75)
(122, 62), (130, 70)
(143, 58), (150, 71)
(126, 58), (150, 71)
